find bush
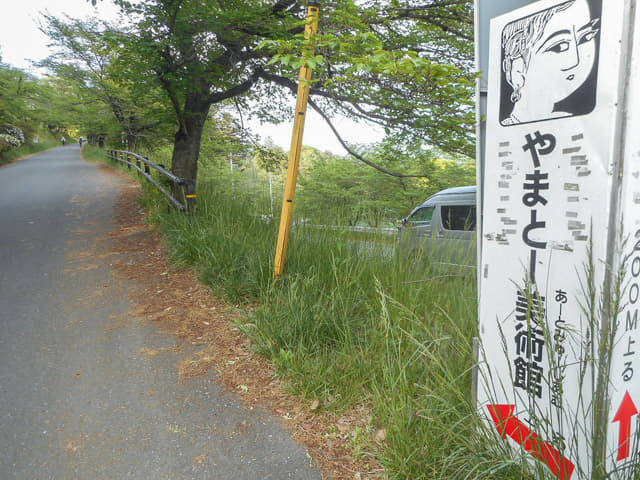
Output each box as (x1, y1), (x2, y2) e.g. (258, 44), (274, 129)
(0, 125), (25, 152)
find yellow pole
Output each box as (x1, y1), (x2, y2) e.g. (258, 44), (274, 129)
(274, 1), (320, 277)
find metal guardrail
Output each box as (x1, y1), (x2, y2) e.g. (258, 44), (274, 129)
(106, 149), (195, 212)
(297, 224), (397, 236)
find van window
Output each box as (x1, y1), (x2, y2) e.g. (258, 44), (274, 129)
(409, 206), (434, 225)
(441, 205), (476, 231)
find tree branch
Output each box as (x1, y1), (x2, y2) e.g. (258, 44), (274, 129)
(157, 71), (186, 129)
(207, 67), (264, 104)
(306, 100), (429, 179)
(271, 0), (298, 15)
(259, 70), (472, 157)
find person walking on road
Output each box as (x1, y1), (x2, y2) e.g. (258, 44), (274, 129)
(61, 136), (66, 146)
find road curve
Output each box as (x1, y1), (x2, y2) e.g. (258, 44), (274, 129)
(0, 146), (321, 479)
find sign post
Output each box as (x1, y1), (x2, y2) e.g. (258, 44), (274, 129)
(273, 1), (320, 277)
(477, 0), (640, 478)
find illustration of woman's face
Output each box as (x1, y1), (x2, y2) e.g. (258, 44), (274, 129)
(521, 0), (599, 107)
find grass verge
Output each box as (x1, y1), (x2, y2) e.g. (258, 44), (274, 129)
(0, 138), (60, 166)
(92, 146), (543, 479)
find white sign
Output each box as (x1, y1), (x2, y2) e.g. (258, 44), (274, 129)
(478, 0), (640, 478)
(608, 1), (640, 473)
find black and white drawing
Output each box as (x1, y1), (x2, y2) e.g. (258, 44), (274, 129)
(500, 0), (601, 126)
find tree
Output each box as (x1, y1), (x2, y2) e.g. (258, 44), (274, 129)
(297, 141), (475, 226)
(198, 110), (251, 172)
(0, 62), (94, 153)
(39, 15), (174, 151)
(108, 0), (474, 194)
(253, 138), (288, 174)
(262, 0), (475, 168)
(0, 66), (28, 127)
(0, 65), (57, 141)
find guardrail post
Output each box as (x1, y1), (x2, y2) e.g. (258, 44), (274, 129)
(104, 150), (192, 213)
(184, 180), (196, 212)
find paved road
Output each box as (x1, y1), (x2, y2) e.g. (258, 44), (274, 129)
(0, 146), (321, 479)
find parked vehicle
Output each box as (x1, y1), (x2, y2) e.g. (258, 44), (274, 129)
(398, 185), (476, 267)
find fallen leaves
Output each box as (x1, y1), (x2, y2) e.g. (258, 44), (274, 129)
(105, 179), (384, 480)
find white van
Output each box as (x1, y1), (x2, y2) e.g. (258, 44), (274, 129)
(398, 186), (476, 267)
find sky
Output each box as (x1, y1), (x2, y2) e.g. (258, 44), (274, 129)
(0, 0), (383, 155)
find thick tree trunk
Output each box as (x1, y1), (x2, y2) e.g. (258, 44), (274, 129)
(170, 95), (210, 200)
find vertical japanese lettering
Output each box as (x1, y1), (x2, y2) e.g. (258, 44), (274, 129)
(513, 289), (546, 398)
(521, 132), (555, 282)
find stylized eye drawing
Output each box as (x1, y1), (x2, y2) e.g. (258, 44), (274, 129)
(544, 41), (571, 53)
(577, 28), (599, 45)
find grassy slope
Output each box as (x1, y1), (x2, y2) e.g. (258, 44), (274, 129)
(0, 135), (61, 166)
(89, 146), (542, 479)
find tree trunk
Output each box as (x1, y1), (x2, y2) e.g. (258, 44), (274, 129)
(126, 133), (137, 152)
(170, 95), (210, 200)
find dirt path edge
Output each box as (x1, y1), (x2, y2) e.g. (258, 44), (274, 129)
(103, 169), (384, 480)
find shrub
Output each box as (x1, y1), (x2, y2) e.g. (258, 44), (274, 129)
(0, 125), (25, 152)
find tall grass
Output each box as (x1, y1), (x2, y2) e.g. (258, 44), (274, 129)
(90, 146), (640, 479)
(125, 167), (547, 479)
(93, 148), (559, 478)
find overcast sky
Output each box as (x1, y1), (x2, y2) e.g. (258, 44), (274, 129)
(0, 0), (383, 155)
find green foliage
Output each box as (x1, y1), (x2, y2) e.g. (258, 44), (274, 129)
(259, 0), (476, 156)
(132, 162), (534, 479)
(80, 144), (109, 163)
(38, 0), (476, 186)
(0, 66), (51, 141)
(39, 14), (175, 149)
(297, 143), (476, 226)
(198, 110), (250, 171)
(0, 136), (59, 165)
(0, 61), (85, 160)
(252, 138), (288, 174)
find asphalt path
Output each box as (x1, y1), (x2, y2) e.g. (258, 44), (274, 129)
(0, 146), (321, 479)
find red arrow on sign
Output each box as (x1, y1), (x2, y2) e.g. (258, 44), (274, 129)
(488, 404), (575, 480)
(612, 391), (639, 462)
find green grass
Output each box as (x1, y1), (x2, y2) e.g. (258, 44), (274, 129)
(0, 137), (59, 165)
(135, 173), (544, 479)
(81, 145), (109, 163)
(91, 148), (551, 479)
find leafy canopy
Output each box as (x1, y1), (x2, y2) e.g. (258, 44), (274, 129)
(112, 0), (475, 162)
(52, 0), (475, 180)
